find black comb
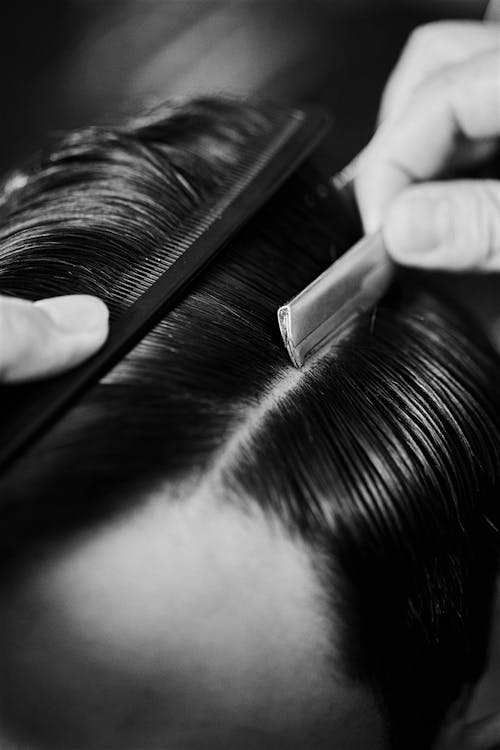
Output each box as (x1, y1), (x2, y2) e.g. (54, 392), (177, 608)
(0, 106), (331, 473)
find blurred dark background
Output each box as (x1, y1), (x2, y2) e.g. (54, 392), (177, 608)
(0, 0), (487, 176)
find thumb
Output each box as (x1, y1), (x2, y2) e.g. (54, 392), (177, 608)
(382, 180), (500, 271)
(0, 294), (109, 383)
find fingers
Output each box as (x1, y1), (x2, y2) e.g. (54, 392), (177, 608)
(355, 46), (500, 233)
(380, 21), (500, 123)
(0, 294), (109, 383)
(383, 179), (500, 271)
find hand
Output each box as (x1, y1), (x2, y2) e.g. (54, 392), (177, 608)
(0, 294), (109, 383)
(354, 21), (500, 271)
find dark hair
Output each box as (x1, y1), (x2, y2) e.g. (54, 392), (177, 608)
(0, 98), (499, 749)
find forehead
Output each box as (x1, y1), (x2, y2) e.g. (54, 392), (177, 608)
(0, 489), (385, 749)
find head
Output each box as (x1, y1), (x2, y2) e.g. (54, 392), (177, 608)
(0, 98), (499, 750)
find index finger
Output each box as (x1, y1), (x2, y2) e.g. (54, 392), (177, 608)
(379, 21), (500, 124)
(355, 47), (500, 232)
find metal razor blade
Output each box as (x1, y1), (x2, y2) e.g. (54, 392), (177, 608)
(278, 231), (394, 368)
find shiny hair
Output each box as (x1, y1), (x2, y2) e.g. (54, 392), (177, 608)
(0, 98), (499, 749)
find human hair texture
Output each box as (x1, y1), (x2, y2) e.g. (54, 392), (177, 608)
(0, 98), (499, 749)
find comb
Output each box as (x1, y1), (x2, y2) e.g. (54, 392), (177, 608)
(0, 106), (331, 473)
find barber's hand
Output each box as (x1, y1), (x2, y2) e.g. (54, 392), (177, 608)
(0, 294), (109, 383)
(354, 21), (500, 271)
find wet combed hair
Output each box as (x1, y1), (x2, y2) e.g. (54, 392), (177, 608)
(0, 98), (499, 749)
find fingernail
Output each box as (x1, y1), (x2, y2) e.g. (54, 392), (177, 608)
(384, 194), (451, 260)
(35, 295), (109, 334)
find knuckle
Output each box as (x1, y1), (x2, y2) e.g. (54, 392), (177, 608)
(406, 21), (449, 54)
(430, 62), (461, 95)
(404, 21), (468, 63)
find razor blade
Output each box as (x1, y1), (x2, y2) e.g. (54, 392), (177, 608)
(278, 231), (394, 368)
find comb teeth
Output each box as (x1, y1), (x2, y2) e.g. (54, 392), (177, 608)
(0, 105), (331, 473)
(106, 109), (304, 311)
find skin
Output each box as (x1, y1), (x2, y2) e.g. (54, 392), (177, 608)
(354, 20), (500, 271)
(0, 488), (386, 750)
(0, 294), (109, 383)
